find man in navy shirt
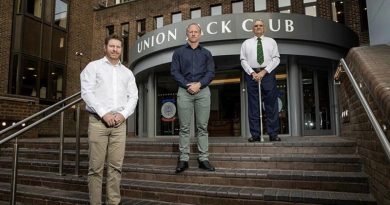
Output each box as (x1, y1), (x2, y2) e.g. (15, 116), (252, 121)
(171, 23), (215, 173)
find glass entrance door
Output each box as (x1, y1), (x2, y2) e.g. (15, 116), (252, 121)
(302, 67), (333, 135)
(208, 69), (241, 136)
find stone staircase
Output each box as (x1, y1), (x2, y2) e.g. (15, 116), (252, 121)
(0, 136), (377, 204)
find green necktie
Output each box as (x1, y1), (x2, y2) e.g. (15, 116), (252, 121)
(257, 37), (264, 65)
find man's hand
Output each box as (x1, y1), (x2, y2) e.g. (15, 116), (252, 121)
(251, 70), (267, 82)
(102, 113), (116, 127)
(186, 82), (201, 94)
(114, 113), (125, 127)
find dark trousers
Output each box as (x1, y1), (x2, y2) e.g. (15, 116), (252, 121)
(245, 71), (280, 138)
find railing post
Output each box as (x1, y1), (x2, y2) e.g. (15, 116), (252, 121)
(59, 111), (64, 176)
(75, 104), (80, 176)
(10, 138), (19, 205)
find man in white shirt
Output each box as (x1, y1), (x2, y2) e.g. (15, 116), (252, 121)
(240, 19), (281, 142)
(80, 34), (138, 205)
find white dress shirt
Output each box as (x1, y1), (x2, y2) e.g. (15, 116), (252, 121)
(240, 35), (280, 75)
(80, 56), (138, 119)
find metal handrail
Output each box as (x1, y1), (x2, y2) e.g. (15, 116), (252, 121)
(338, 58), (390, 161)
(0, 91), (81, 137)
(0, 92), (83, 205)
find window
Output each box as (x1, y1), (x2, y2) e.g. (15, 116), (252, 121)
(360, 0), (368, 32)
(278, 0), (291, 13)
(106, 25), (114, 36)
(211, 5), (222, 16)
(54, 0), (68, 29)
(304, 0), (317, 17)
(154, 16), (163, 29)
(191, 8), (201, 19)
(254, 0), (267, 11)
(10, 0), (68, 101)
(44, 0), (53, 23)
(116, 0), (131, 4)
(137, 19), (146, 38)
(332, 1), (345, 24)
(172, 12), (182, 24)
(26, 0), (42, 18)
(232, 1), (243, 13)
(121, 23), (129, 64)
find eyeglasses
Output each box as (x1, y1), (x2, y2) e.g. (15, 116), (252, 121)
(254, 25), (264, 27)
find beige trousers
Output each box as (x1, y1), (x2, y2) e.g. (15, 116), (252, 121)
(87, 115), (126, 205)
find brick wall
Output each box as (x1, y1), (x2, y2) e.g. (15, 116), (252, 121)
(339, 45), (390, 205)
(0, 0), (13, 95)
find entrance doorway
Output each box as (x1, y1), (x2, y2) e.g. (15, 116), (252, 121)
(301, 67), (333, 135)
(208, 69), (241, 136)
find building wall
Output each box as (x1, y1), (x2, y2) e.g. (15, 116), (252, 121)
(367, 0), (390, 45)
(0, 0), (13, 95)
(339, 46), (390, 205)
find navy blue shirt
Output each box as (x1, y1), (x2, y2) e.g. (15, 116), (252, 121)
(171, 43), (215, 89)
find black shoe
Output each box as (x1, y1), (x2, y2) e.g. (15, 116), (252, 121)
(175, 161), (188, 173)
(248, 137), (260, 142)
(198, 159), (215, 171)
(269, 136), (281, 141)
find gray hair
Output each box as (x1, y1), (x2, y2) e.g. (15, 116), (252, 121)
(186, 23), (202, 33)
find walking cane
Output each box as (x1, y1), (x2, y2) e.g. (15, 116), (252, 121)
(258, 81), (264, 142)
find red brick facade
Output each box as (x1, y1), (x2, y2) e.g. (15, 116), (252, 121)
(340, 46), (390, 205)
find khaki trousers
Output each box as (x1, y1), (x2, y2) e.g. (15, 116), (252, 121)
(87, 115), (126, 205)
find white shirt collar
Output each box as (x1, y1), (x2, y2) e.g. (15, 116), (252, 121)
(103, 56), (122, 67)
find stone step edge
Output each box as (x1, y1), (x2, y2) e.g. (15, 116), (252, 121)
(0, 165), (369, 184)
(0, 152), (362, 163)
(0, 178), (376, 204)
(0, 182), (190, 205)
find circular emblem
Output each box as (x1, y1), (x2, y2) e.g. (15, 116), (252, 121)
(161, 102), (176, 119)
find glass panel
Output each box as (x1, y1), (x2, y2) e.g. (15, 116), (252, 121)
(137, 19), (145, 38)
(54, 0), (68, 29)
(20, 57), (39, 97)
(305, 5), (317, 17)
(232, 1), (243, 13)
(49, 64), (63, 100)
(208, 69), (241, 136)
(23, 17), (41, 56)
(40, 62), (49, 99)
(10, 55), (19, 94)
(302, 68), (316, 130)
(42, 25), (52, 59)
(154, 16), (163, 29)
(106, 25), (114, 36)
(332, 1), (345, 24)
(360, 0), (368, 31)
(121, 23), (129, 64)
(44, 0), (53, 23)
(26, 0), (42, 18)
(254, 0), (266, 11)
(280, 9), (290, 13)
(317, 70), (331, 130)
(278, 0), (291, 7)
(211, 5), (222, 16)
(156, 72), (179, 136)
(172, 12), (182, 24)
(275, 65), (289, 134)
(191, 8), (201, 19)
(51, 28), (66, 63)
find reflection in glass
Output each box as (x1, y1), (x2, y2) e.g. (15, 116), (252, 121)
(156, 72), (179, 136)
(172, 12), (182, 24)
(26, 0), (42, 18)
(254, 0), (266, 11)
(121, 23), (129, 64)
(40, 62), (49, 99)
(191, 8), (201, 19)
(317, 70), (331, 130)
(21, 58), (39, 97)
(302, 68), (316, 130)
(275, 65), (289, 134)
(54, 0), (68, 28)
(50, 65), (63, 100)
(232, 1), (243, 13)
(44, 0), (53, 23)
(51, 29), (66, 63)
(211, 5), (222, 16)
(332, 1), (345, 24)
(209, 69), (241, 136)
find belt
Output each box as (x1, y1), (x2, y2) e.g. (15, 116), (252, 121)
(89, 112), (102, 121)
(253, 67), (266, 72)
